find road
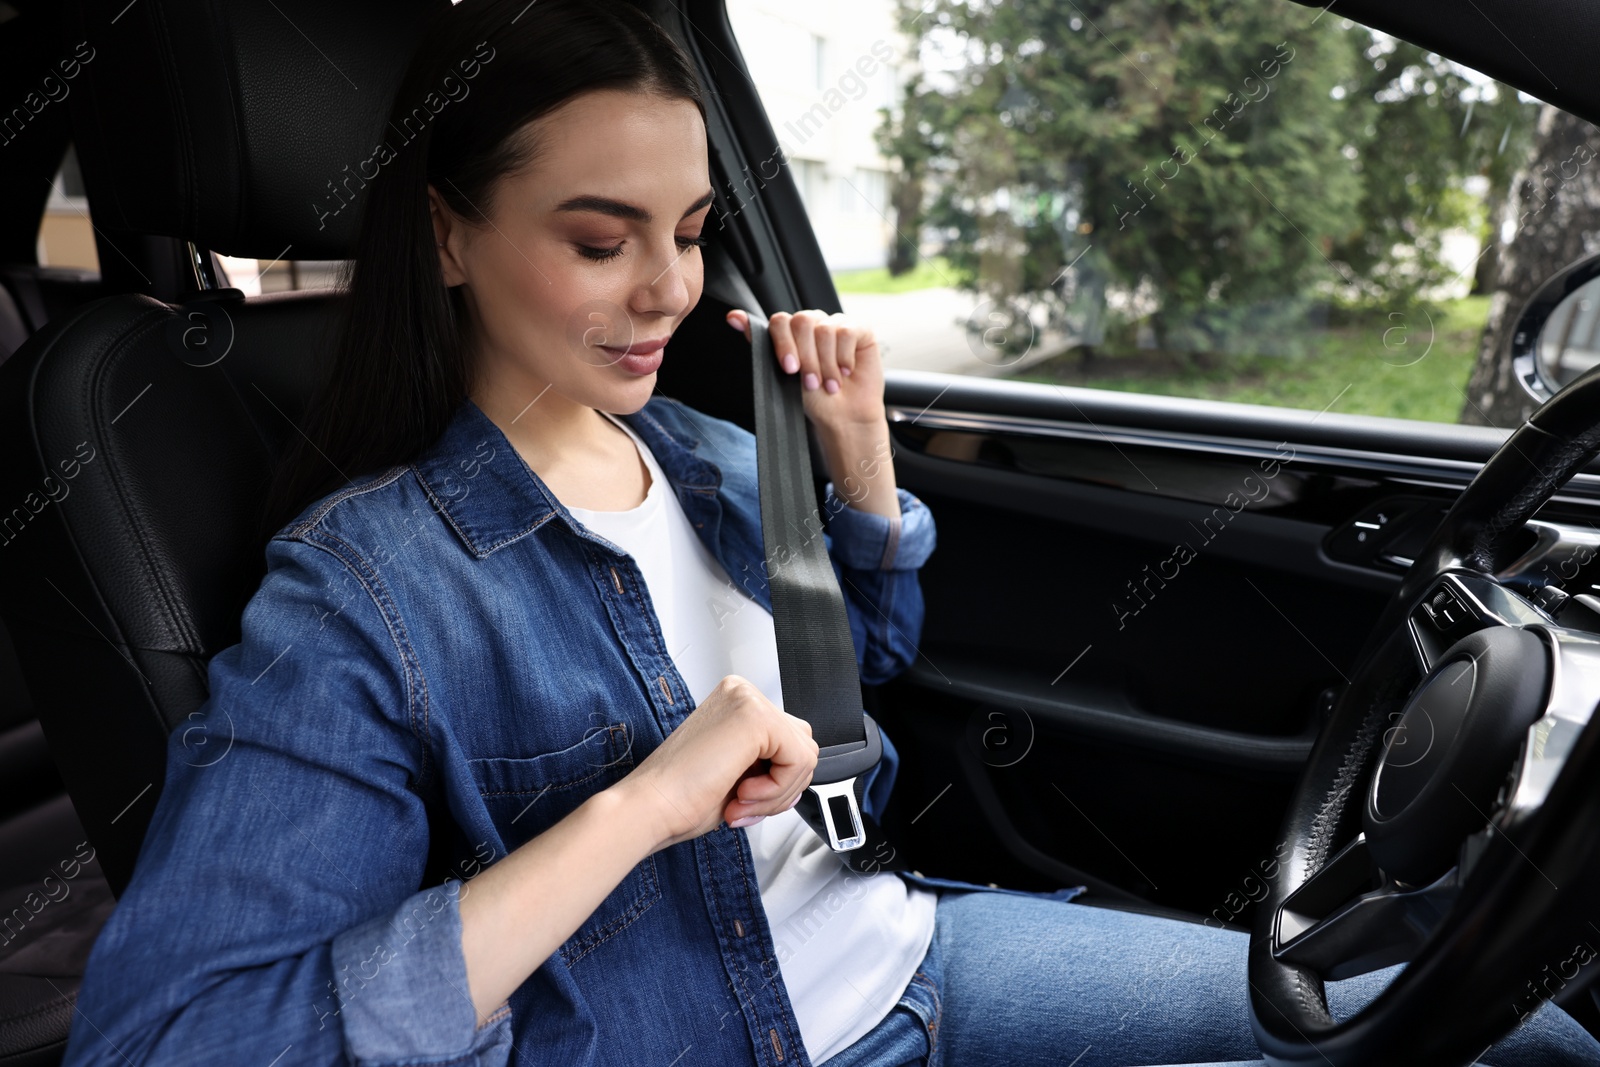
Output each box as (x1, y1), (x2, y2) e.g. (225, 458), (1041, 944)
(838, 287), (1073, 378)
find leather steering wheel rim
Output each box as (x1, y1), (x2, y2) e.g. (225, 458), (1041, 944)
(1248, 361), (1600, 1066)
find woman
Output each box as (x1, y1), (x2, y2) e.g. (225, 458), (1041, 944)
(58, 1), (1600, 1065)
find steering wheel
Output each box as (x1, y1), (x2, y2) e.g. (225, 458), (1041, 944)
(1248, 363), (1600, 1065)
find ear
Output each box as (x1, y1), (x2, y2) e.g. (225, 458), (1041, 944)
(426, 183), (463, 287)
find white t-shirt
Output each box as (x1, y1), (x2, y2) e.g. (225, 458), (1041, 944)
(566, 410), (938, 1063)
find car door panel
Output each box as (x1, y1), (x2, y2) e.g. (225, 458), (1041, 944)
(870, 374), (1600, 919)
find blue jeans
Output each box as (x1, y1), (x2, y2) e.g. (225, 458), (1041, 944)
(818, 888), (1600, 1067)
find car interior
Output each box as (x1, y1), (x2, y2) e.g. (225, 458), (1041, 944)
(5, 0), (1600, 1063)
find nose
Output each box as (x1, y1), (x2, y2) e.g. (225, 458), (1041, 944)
(628, 237), (695, 321)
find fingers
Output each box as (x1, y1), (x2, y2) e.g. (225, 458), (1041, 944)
(766, 310), (869, 394)
(814, 322), (839, 394)
(835, 328), (857, 381)
(765, 715), (818, 808)
(769, 313), (800, 375)
(724, 709), (817, 827)
(703, 676), (818, 831)
(735, 715), (815, 803)
(725, 779), (806, 829)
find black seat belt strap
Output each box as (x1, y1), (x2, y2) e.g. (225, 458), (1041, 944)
(746, 310), (907, 875)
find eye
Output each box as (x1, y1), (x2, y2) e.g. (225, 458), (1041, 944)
(576, 242), (626, 262)
(676, 235), (708, 251)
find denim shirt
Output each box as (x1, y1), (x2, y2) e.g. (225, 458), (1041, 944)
(62, 394), (1064, 1067)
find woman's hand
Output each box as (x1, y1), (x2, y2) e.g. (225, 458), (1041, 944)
(619, 674), (819, 852)
(727, 307), (902, 520)
(459, 678), (808, 1023)
(726, 308), (886, 430)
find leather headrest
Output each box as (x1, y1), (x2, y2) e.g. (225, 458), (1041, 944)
(62, 0), (449, 259)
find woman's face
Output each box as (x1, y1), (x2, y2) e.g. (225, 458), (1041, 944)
(431, 89), (712, 418)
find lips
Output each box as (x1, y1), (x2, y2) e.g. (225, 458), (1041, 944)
(599, 337), (670, 356)
(599, 334), (668, 377)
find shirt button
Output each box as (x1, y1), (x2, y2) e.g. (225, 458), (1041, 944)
(733, 918), (745, 937)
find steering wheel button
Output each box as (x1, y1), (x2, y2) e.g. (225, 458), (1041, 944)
(1423, 587), (1465, 630)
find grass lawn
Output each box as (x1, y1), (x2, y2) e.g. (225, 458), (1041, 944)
(831, 256), (962, 294)
(1009, 296), (1491, 424)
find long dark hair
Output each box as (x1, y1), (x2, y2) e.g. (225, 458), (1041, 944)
(258, 0), (706, 550)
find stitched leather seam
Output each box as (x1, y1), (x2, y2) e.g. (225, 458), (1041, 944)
(1294, 676), (1397, 1027)
(84, 315), (205, 654)
(1470, 422), (1600, 571)
(1306, 684), (1393, 869)
(0, 994), (74, 1025)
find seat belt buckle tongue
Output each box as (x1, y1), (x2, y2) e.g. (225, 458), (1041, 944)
(807, 711), (884, 852)
(809, 779), (867, 851)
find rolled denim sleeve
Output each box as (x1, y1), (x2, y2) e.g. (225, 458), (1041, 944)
(330, 885), (513, 1064)
(821, 482), (936, 686)
(61, 534), (513, 1067)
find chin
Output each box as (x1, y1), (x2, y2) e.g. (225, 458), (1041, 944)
(610, 379), (657, 414)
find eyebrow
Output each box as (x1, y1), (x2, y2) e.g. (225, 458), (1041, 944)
(553, 189), (716, 224)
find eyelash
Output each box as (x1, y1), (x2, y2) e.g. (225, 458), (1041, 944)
(576, 235), (708, 262)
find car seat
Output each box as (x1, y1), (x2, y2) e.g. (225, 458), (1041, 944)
(0, 1), (445, 1061)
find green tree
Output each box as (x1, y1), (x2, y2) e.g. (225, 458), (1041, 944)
(874, 73), (948, 276)
(1327, 37), (1533, 305)
(881, 0), (1535, 363)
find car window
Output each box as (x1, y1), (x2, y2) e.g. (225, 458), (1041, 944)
(36, 146), (342, 296)
(37, 144), (98, 272)
(725, 0), (1589, 428)
(215, 256), (347, 295)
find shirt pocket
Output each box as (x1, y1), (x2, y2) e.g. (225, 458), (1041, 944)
(467, 722), (662, 967)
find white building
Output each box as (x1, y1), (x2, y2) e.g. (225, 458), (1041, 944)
(724, 0), (904, 271)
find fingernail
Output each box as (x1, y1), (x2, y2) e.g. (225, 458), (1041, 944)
(783, 353), (799, 374)
(823, 378), (839, 394)
(803, 372), (819, 391)
(841, 366), (852, 377)
(729, 815), (766, 829)
(727, 315), (742, 330)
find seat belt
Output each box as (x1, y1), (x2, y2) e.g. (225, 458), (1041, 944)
(745, 308), (908, 876)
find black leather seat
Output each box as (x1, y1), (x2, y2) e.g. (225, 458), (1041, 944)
(0, 267), (103, 360)
(0, 9), (121, 1062)
(0, 1), (446, 1061)
(0, 287), (28, 364)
